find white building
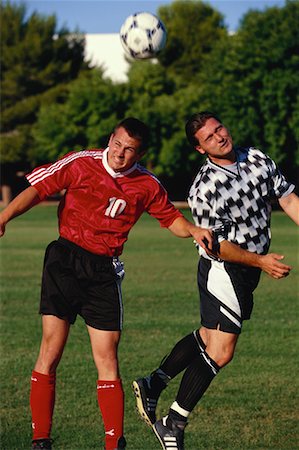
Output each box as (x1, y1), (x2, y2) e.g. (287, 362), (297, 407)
(85, 34), (129, 82)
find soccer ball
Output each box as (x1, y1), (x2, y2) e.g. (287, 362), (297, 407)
(120, 12), (167, 60)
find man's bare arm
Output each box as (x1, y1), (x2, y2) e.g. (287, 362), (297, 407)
(168, 216), (213, 253)
(279, 192), (299, 225)
(0, 186), (40, 237)
(209, 240), (292, 279)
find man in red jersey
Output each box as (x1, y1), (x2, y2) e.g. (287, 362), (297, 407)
(0, 117), (213, 450)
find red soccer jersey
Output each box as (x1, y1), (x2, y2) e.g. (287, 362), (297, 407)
(26, 148), (182, 256)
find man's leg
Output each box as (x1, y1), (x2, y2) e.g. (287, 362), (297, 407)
(168, 327), (238, 422)
(88, 326), (125, 450)
(30, 315), (70, 445)
(133, 329), (207, 425)
(153, 328), (238, 449)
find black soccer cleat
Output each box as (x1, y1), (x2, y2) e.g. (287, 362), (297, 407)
(31, 439), (53, 450)
(153, 416), (186, 450)
(116, 436), (126, 449)
(132, 377), (157, 426)
(104, 436), (126, 450)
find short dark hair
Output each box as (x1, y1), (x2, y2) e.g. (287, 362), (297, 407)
(114, 117), (150, 153)
(185, 111), (221, 147)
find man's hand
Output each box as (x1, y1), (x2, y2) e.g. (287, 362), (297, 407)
(0, 186), (40, 238)
(0, 215), (6, 237)
(168, 217), (213, 251)
(258, 253), (292, 279)
(191, 227), (213, 253)
(210, 240), (292, 279)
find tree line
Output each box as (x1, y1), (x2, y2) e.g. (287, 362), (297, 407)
(1, 0), (298, 201)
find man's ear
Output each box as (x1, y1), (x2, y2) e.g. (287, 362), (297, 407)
(195, 145), (206, 155)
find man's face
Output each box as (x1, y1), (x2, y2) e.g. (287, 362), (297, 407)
(194, 118), (235, 165)
(107, 127), (144, 172)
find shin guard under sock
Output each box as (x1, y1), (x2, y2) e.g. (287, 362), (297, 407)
(97, 379), (124, 450)
(30, 370), (56, 440)
(174, 350), (220, 413)
(147, 330), (206, 399)
(159, 330), (206, 379)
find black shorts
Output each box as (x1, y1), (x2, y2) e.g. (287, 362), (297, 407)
(40, 238), (125, 331)
(198, 257), (261, 334)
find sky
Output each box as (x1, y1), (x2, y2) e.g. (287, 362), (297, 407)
(17, 0), (286, 82)
(22, 0), (285, 34)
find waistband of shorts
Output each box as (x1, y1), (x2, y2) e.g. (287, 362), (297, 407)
(57, 237), (113, 263)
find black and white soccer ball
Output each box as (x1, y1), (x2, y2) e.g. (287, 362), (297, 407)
(120, 12), (167, 60)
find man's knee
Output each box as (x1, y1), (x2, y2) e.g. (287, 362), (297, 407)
(35, 345), (63, 374)
(203, 328), (238, 368)
(213, 347), (235, 367)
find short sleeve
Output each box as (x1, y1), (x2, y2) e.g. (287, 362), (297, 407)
(146, 182), (183, 228)
(267, 156), (295, 198)
(26, 152), (76, 200)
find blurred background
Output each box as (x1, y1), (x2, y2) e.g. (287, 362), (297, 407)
(1, 0), (298, 204)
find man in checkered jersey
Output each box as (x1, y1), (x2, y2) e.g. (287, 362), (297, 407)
(0, 117), (216, 450)
(133, 112), (299, 449)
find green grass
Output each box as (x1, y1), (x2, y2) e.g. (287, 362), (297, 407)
(1, 206), (298, 449)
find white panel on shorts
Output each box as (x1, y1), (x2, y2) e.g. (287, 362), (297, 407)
(207, 260), (241, 320)
(113, 258), (125, 330)
(220, 306), (241, 329)
(115, 280), (124, 330)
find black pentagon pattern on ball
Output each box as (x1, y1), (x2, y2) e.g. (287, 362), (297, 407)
(157, 21), (166, 32)
(121, 34), (127, 44)
(120, 11), (167, 59)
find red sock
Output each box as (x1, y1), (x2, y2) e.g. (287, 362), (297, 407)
(97, 379), (124, 450)
(30, 370), (56, 440)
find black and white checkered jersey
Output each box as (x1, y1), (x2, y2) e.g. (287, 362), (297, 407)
(188, 147), (295, 256)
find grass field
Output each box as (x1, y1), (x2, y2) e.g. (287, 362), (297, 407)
(0, 205), (298, 450)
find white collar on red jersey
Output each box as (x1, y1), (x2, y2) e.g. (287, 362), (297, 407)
(102, 147), (138, 178)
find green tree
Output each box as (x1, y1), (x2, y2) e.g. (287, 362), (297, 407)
(124, 61), (175, 170)
(157, 0), (228, 85)
(123, 62), (208, 198)
(198, 0), (299, 182)
(31, 70), (128, 164)
(0, 1), (88, 166)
